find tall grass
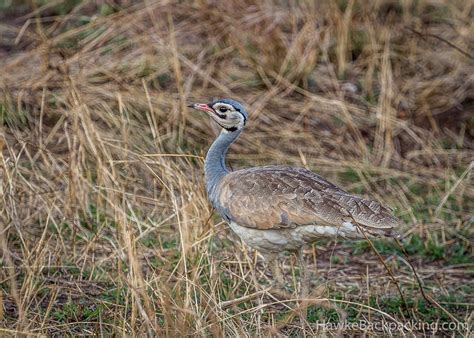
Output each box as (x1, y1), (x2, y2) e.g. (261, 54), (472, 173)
(0, 0), (472, 335)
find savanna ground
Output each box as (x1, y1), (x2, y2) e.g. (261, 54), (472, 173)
(0, 0), (473, 336)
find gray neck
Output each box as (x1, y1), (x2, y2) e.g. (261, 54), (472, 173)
(205, 129), (242, 204)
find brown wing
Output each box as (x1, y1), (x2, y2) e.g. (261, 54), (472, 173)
(218, 166), (399, 235)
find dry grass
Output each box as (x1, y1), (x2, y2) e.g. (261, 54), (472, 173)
(0, 0), (473, 335)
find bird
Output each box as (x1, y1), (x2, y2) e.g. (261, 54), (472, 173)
(188, 98), (401, 299)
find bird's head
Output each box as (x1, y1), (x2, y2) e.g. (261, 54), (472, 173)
(188, 98), (247, 133)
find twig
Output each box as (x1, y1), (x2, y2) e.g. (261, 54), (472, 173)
(394, 239), (462, 325)
(406, 27), (473, 60)
(435, 162), (473, 217)
(219, 286), (271, 309)
(353, 220), (408, 310)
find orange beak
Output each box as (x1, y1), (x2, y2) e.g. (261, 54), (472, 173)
(187, 103), (214, 114)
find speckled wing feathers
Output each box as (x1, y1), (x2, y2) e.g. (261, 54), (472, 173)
(218, 166), (399, 236)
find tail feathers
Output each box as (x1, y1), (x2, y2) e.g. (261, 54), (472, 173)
(363, 227), (402, 239)
(342, 220), (403, 239)
(385, 229), (404, 240)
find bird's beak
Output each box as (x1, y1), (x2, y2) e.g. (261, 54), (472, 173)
(187, 103), (214, 114)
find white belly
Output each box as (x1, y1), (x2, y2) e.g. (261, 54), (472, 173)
(228, 221), (361, 253)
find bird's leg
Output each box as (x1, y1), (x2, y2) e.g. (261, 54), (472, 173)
(297, 248), (309, 325)
(269, 254), (285, 286)
(265, 254), (292, 299)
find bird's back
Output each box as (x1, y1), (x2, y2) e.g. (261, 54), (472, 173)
(216, 165), (400, 239)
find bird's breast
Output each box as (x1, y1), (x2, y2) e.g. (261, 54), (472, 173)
(227, 221), (364, 253)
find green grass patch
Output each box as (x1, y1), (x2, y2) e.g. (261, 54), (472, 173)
(51, 301), (107, 323)
(350, 235), (464, 262)
(0, 102), (28, 128)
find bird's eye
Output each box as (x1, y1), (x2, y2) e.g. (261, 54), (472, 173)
(219, 107), (228, 113)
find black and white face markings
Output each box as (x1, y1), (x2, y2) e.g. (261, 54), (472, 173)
(210, 102), (246, 132)
(211, 102), (234, 119)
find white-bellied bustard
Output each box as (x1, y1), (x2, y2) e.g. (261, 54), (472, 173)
(189, 98), (401, 304)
